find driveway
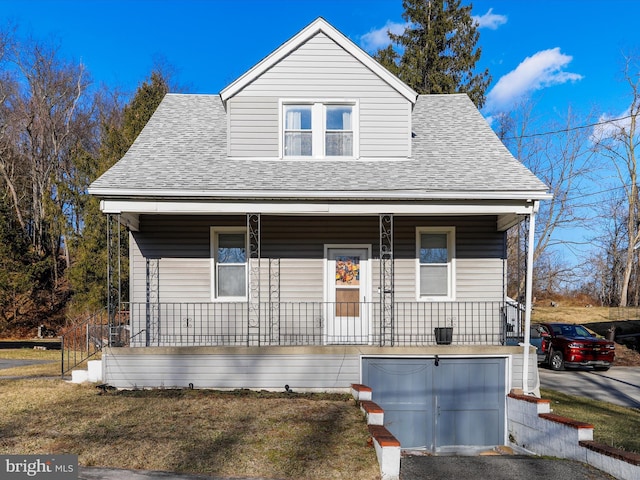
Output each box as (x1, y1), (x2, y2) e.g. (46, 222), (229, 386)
(400, 455), (616, 479)
(539, 366), (640, 408)
(0, 358), (54, 370)
(401, 368), (639, 479)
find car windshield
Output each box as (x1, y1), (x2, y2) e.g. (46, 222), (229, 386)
(573, 325), (592, 337)
(553, 324), (592, 337)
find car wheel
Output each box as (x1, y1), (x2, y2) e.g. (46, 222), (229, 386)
(549, 350), (564, 371)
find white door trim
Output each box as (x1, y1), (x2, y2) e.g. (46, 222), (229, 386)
(324, 244), (372, 344)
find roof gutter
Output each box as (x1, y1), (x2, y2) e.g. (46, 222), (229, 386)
(87, 187), (553, 202)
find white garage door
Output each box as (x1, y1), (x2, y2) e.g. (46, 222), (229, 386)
(362, 357), (506, 450)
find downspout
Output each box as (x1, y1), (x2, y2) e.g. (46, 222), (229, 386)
(522, 201), (539, 394)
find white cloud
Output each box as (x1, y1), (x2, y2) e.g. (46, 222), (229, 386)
(360, 21), (408, 53)
(591, 110), (631, 143)
(473, 8), (507, 30)
(361, 8), (505, 53)
(485, 48), (583, 113)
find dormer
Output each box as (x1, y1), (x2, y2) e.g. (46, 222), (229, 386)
(219, 18), (418, 160)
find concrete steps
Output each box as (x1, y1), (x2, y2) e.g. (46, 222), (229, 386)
(70, 360), (102, 383)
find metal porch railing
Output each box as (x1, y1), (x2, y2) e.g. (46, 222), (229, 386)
(117, 300), (514, 348)
(60, 309), (131, 376)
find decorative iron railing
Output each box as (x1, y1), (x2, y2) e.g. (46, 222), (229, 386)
(110, 301), (517, 348)
(60, 309), (131, 376)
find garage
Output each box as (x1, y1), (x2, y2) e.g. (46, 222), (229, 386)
(362, 356), (506, 451)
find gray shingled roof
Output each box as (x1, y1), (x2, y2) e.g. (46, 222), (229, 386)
(89, 93), (549, 200)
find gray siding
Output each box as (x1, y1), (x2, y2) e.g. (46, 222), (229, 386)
(103, 347), (537, 394)
(129, 215), (506, 305)
(228, 32), (411, 158)
(103, 349), (360, 390)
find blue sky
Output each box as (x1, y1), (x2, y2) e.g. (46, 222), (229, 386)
(1, 0), (636, 121)
(2, 0), (638, 269)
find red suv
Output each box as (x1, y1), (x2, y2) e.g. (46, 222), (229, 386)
(538, 322), (615, 371)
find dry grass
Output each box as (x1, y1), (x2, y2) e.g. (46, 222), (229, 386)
(531, 306), (611, 324)
(0, 377), (379, 479)
(541, 388), (640, 454)
(0, 348), (61, 377)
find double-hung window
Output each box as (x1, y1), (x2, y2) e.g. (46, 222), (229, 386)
(282, 101), (357, 158)
(417, 227), (455, 300)
(283, 105), (313, 156)
(211, 228), (247, 300)
(325, 105), (353, 156)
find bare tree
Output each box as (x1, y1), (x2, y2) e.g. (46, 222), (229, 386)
(0, 28), (26, 231)
(498, 101), (595, 296)
(7, 37), (92, 281)
(583, 193), (627, 305)
(592, 55), (640, 306)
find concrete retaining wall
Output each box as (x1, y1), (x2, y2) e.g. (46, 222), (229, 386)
(507, 392), (640, 480)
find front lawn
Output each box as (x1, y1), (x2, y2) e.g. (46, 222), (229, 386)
(0, 374), (379, 479)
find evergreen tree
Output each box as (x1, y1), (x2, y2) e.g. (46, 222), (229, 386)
(67, 71), (170, 313)
(375, 0), (491, 108)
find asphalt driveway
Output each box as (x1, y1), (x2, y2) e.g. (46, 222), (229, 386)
(400, 455), (616, 479)
(539, 366), (640, 408)
(0, 358), (54, 370)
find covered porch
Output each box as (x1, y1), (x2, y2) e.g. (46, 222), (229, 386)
(101, 208), (538, 351)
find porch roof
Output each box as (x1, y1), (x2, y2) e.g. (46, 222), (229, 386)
(88, 94), (550, 203)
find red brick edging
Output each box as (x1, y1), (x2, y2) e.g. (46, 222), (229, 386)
(507, 392), (551, 405)
(539, 413), (594, 429)
(580, 441), (640, 466)
(509, 390), (640, 470)
(368, 425), (401, 447)
(351, 383), (372, 393)
(360, 400), (384, 414)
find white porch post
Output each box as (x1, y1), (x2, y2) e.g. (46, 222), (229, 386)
(522, 201), (539, 394)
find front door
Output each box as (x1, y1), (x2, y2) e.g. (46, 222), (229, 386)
(326, 247), (370, 344)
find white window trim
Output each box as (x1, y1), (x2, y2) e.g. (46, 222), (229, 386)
(279, 98), (359, 159)
(416, 227), (456, 301)
(210, 227), (248, 302)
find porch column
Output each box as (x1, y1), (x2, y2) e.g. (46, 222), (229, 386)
(145, 257), (160, 346)
(106, 214), (123, 346)
(380, 214), (394, 346)
(522, 201), (539, 393)
(269, 258), (280, 344)
(247, 213), (261, 346)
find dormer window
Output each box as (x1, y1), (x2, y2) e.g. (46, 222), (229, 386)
(282, 101), (358, 158)
(284, 105), (313, 156)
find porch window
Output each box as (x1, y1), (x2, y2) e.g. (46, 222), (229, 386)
(282, 101), (357, 158)
(211, 228), (247, 300)
(417, 227), (455, 300)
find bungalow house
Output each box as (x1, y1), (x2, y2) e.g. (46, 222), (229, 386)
(88, 18), (551, 451)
